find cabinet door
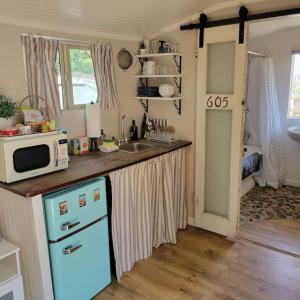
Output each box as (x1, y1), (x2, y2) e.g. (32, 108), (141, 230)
(44, 177), (107, 241)
(48, 218), (111, 300)
(194, 24), (248, 238)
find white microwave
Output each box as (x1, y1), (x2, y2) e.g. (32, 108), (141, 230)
(0, 131), (68, 183)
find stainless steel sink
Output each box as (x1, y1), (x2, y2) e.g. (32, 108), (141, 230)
(119, 142), (152, 153)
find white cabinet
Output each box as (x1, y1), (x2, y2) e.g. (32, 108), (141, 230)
(0, 239), (24, 300)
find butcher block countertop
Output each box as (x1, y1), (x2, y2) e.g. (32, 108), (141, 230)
(0, 140), (191, 198)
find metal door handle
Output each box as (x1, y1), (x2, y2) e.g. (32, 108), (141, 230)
(54, 142), (59, 167)
(60, 221), (80, 231)
(63, 244), (82, 255)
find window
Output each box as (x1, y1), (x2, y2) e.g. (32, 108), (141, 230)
(55, 44), (97, 110)
(288, 52), (300, 118)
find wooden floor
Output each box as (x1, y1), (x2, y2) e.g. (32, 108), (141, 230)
(239, 219), (300, 257)
(94, 226), (300, 300)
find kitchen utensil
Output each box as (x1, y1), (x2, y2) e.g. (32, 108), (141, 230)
(143, 38), (150, 54)
(143, 61), (156, 75)
(140, 48), (146, 55)
(159, 41), (166, 53)
(170, 42), (179, 53)
(117, 48), (133, 70)
(159, 84), (175, 97)
(157, 64), (168, 75)
(137, 87), (159, 97)
(164, 42), (171, 53)
(17, 125), (32, 135)
(150, 39), (159, 54)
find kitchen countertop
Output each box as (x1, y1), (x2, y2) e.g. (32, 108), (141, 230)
(0, 140), (191, 198)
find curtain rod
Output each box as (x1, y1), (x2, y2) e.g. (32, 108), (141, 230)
(20, 34), (113, 47)
(20, 34), (97, 46)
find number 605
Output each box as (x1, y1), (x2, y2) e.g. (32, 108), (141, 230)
(207, 96), (229, 108)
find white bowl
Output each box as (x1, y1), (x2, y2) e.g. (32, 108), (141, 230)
(159, 84), (175, 97)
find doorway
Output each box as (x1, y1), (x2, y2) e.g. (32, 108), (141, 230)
(239, 16), (300, 257)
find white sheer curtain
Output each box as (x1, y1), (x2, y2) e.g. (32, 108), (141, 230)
(245, 56), (284, 188)
(91, 44), (120, 110)
(109, 148), (187, 280)
(21, 35), (61, 117)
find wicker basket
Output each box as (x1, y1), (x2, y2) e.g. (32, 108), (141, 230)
(16, 95), (50, 132)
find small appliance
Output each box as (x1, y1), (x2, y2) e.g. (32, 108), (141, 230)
(0, 131), (68, 183)
(43, 177), (111, 300)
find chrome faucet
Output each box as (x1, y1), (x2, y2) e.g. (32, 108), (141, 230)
(117, 114), (128, 146)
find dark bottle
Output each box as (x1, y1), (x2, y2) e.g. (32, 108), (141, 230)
(130, 120), (138, 142)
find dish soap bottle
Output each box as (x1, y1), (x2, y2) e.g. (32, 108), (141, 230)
(130, 120), (138, 142)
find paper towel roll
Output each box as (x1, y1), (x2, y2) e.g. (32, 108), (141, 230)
(86, 103), (101, 137)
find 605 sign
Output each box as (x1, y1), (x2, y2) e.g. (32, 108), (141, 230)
(206, 96), (229, 108)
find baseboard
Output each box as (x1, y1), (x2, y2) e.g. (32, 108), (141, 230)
(284, 178), (300, 187)
(187, 216), (195, 226)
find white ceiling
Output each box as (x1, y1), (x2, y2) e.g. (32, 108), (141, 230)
(0, 0), (220, 40)
(0, 0), (300, 40)
(250, 14), (300, 40)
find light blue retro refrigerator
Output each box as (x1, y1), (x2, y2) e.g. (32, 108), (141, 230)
(43, 177), (111, 300)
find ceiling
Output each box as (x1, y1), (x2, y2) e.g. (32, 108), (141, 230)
(0, 0), (300, 40)
(0, 0), (219, 40)
(250, 14), (300, 40)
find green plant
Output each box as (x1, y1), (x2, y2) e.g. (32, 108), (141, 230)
(0, 95), (17, 119)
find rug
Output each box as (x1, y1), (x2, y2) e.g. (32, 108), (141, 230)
(240, 185), (300, 224)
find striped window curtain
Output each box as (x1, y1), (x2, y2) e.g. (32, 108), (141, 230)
(109, 148), (187, 280)
(91, 44), (120, 110)
(21, 35), (61, 118)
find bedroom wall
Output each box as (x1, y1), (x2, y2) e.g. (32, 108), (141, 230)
(249, 25), (300, 186)
(0, 23), (140, 138)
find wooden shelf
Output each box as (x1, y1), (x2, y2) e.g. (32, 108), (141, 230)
(135, 53), (182, 58)
(134, 74), (182, 78)
(136, 96), (182, 101)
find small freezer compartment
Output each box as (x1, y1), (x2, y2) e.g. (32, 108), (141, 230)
(49, 217), (111, 300)
(43, 177), (107, 241)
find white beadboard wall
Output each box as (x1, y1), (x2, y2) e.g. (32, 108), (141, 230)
(0, 189), (52, 300)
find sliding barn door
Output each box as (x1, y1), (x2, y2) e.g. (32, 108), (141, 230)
(194, 24), (248, 238)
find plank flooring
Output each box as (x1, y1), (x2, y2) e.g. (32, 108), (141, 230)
(239, 219), (300, 257)
(94, 226), (300, 300)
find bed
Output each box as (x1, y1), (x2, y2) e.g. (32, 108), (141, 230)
(241, 145), (262, 196)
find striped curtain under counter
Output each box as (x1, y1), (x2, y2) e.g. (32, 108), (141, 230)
(109, 148), (188, 280)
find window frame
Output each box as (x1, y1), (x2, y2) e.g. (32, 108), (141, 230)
(58, 43), (97, 111)
(288, 51), (300, 119)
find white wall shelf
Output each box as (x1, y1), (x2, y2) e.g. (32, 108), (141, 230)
(134, 74), (182, 78)
(136, 96), (182, 101)
(135, 53), (182, 58)
(136, 97), (182, 115)
(135, 52), (183, 115)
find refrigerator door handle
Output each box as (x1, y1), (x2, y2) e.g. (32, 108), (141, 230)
(60, 221), (80, 231)
(63, 244), (82, 255)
